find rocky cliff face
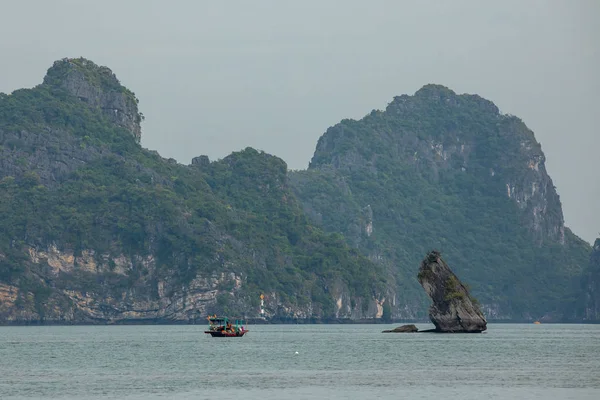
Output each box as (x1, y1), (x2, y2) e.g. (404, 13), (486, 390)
(311, 85), (565, 245)
(417, 251), (487, 332)
(43, 58), (142, 142)
(0, 245), (245, 324)
(584, 239), (600, 322)
(0, 62), (590, 324)
(1, 58), (143, 189)
(0, 59), (393, 324)
(0, 126), (105, 188)
(291, 84), (590, 320)
(0, 244), (389, 324)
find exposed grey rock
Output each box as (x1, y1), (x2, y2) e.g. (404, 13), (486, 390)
(0, 240), (394, 324)
(291, 84), (579, 321)
(382, 324), (418, 333)
(584, 239), (600, 322)
(43, 58), (142, 142)
(0, 59), (397, 325)
(191, 155), (210, 167)
(417, 250), (487, 333)
(0, 126), (169, 190)
(308, 84), (566, 245)
(0, 127), (105, 187)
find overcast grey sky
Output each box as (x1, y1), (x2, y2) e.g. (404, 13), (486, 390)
(0, 0), (598, 243)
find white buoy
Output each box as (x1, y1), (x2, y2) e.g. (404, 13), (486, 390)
(295, 351), (299, 355)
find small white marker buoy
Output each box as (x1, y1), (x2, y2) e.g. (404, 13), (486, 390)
(295, 351), (299, 355)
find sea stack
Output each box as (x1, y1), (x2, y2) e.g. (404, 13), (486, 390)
(417, 251), (487, 333)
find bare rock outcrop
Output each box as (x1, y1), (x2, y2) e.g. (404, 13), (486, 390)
(417, 250), (487, 332)
(382, 324), (418, 333)
(43, 58), (142, 142)
(584, 239), (600, 322)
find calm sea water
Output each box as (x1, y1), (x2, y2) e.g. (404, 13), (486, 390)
(0, 324), (599, 400)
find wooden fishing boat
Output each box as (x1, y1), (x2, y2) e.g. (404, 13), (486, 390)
(204, 315), (248, 337)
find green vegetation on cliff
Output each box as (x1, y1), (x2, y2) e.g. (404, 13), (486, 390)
(0, 61), (592, 323)
(290, 85), (591, 320)
(584, 239), (600, 321)
(0, 59), (388, 322)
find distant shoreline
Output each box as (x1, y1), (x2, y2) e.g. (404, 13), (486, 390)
(1, 318), (598, 327)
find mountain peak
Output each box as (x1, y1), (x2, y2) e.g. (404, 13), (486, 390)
(310, 85), (565, 245)
(43, 57), (142, 142)
(388, 84), (499, 116)
(414, 84), (457, 99)
(44, 58), (121, 90)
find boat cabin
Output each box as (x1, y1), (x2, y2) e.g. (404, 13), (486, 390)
(205, 315), (248, 337)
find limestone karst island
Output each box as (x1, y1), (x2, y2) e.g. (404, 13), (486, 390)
(384, 251), (487, 333)
(0, 58), (598, 325)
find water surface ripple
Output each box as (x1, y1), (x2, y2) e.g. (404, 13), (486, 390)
(1, 323), (598, 399)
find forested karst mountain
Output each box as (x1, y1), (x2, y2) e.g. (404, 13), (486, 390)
(290, 85), (591, 320)
(0, 59), (592, 323)
(0, 58), (391, 323)
(584, 239), (600, 321)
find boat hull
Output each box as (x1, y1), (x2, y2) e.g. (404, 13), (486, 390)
(204, 330), (248, 337)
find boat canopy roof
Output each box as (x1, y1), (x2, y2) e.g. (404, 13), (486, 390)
(207, 315), (246, 324)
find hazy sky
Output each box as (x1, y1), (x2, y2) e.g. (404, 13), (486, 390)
(1, 1), (598, 243)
